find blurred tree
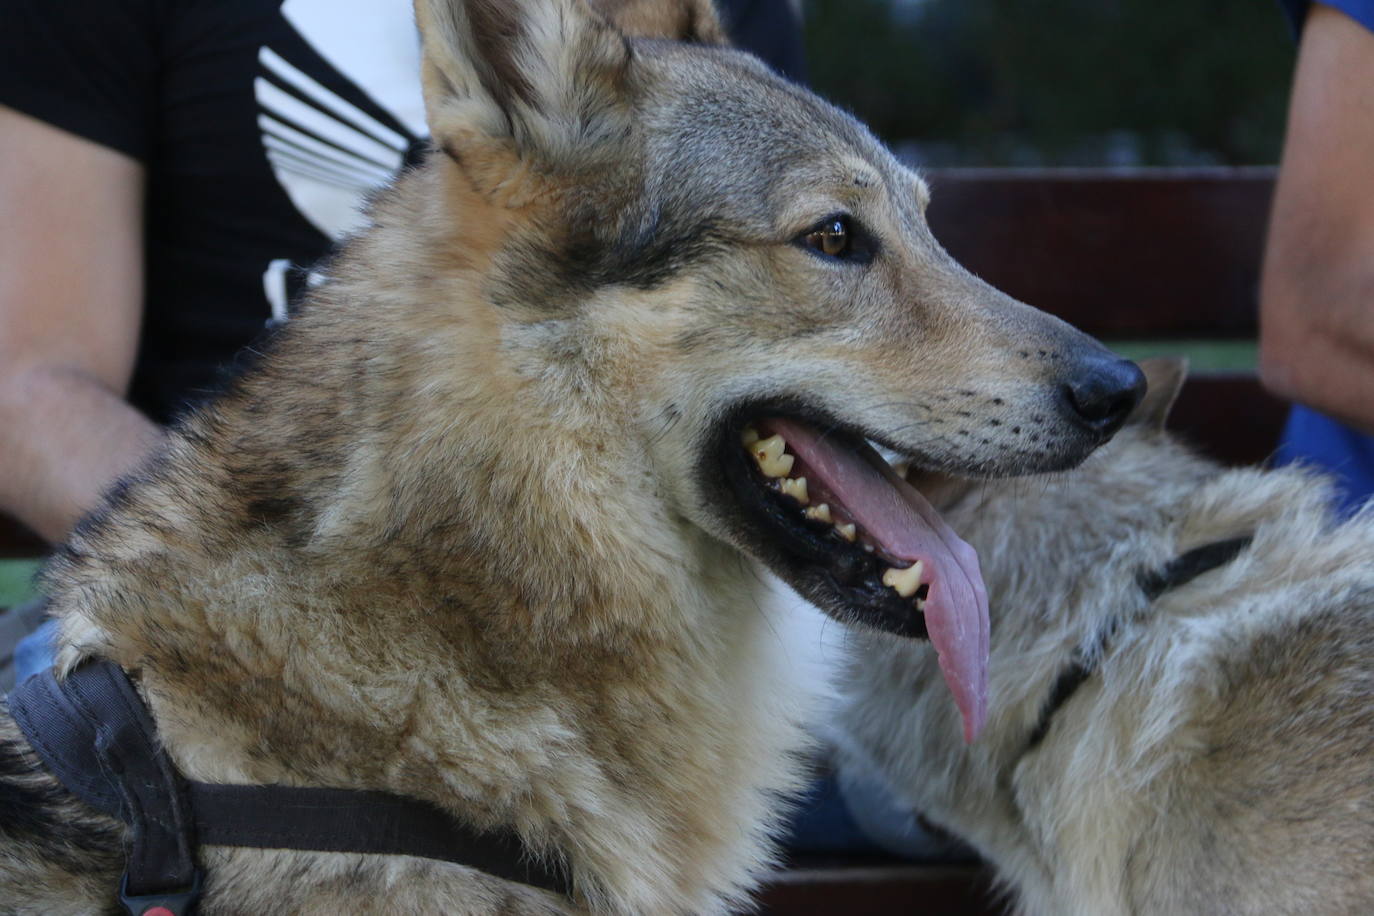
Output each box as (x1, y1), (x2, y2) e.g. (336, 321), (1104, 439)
(803, 0), (1295, 165)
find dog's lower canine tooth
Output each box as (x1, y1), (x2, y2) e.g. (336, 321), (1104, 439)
(915, 597), (926, 612)
(780, 477), (809, 504)
(882, 560), (925, 598)
(752, 434), (794, 477)
(805, 503), (832, 523)
(837, 523), (857, 542)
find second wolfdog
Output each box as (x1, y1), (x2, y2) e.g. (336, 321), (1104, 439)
(0, 0), (1145, 912)
(833, 359), (1374, 915)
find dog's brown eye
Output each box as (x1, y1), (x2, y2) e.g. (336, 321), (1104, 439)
(796, 214), (876, 264)
(804, 218), (851, 258)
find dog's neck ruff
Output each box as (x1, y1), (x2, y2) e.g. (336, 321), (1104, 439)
(8, 660), (572, 914)
(1024, 536), (1253, 751)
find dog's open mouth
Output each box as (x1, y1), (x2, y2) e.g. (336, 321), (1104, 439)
(723, 415), (989, 742)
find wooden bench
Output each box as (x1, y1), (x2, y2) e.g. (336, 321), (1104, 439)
(0, 167), (1287, 915)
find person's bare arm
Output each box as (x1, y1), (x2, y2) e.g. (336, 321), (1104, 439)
(0, 106), (163, 543)
(1260, 3), (1374, 432)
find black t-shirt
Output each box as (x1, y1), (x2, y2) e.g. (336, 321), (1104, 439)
(0, 0), (804, 423)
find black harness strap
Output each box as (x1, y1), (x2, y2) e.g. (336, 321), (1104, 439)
(1024, 659), (1092, 750)
(1024, 535), (1253, 752)
(10, 660), (200, 913)
(187, 784), (565, 890)
(8, 661), (573, 914)
(1135, 536), (1255, 602)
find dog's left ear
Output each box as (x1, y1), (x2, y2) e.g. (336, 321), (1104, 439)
(1128, 356), (1189, 430)
(416, 0), (640, 185)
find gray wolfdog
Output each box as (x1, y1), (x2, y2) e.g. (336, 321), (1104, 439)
(832, 359), (1374, 916)
(0, 0), (1144, 912)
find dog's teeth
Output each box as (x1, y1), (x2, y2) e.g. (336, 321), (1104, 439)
(836, 523), (857, 542)
(882, 560), (924, 598)
(780, 477), (809, 505)
(915, 597), (926, 612)
(752, 434), (794, 478)
(741, 426), (760, 447)
(804, 503), (832, 523)
(862, 543), (875, 553)
(755, 434), (784, 459)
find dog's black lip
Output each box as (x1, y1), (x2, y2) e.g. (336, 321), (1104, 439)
(711, 397), (930, 639)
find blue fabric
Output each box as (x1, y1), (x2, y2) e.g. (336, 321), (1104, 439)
(1276, 406), (1374, 516)
(781, 773), (967, 859)
(1280, 0), (1374, 35)
(783, 775), (880, 854)
(832, 772), (971, 860)
(14, 618), (57, 685)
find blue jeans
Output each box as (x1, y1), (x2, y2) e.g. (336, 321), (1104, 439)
(14, 617), (58, 684)
(1276, 406), (1374, 516)
(782, 771), (970, 859)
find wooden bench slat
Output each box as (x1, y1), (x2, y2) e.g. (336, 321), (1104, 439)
(924, 167), (1275, 339)
(759, 864), (1004, 915)
(1168, 372), (1286, 467)
(0, 520), (45, 559)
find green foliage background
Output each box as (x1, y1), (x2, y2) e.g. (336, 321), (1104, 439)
(0, 560), (40, 608)
(803, 0), (1297, 165)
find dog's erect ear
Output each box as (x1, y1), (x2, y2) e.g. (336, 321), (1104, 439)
(591, 0), (728, 43)
(1128, 356), (1189, 430)
(415, 0), (637, 177)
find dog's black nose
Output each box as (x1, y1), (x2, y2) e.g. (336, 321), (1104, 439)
(1061, 355), (1146, 435)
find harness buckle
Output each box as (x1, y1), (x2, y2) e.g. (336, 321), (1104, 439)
(118, 868), (203, 916)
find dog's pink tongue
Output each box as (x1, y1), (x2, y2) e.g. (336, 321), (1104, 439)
(768, 419), (989, 742)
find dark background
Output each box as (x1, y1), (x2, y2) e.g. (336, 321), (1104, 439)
(802, 0), (1296, 166)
